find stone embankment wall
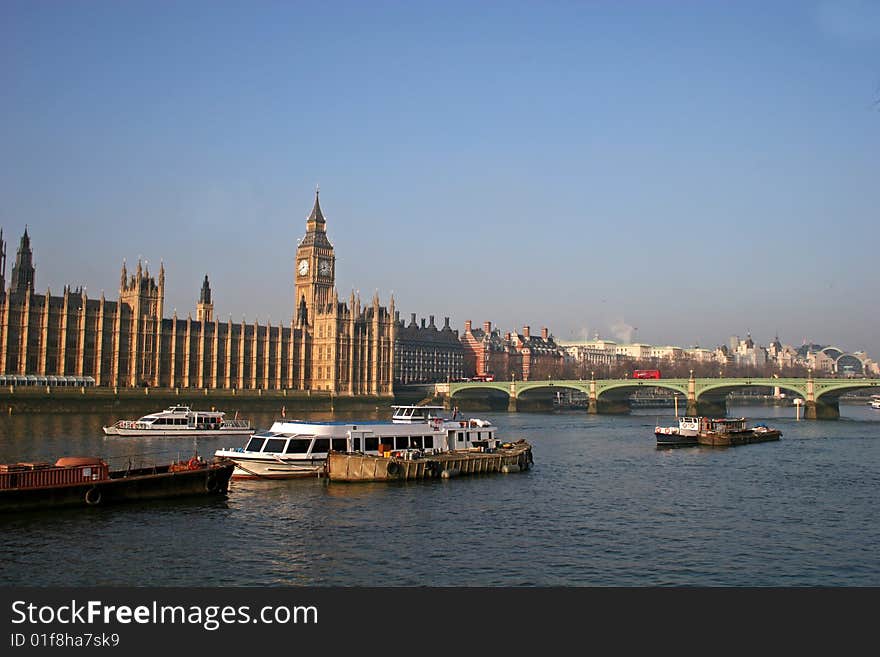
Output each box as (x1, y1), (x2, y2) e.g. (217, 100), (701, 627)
(0, 387), (395, 414)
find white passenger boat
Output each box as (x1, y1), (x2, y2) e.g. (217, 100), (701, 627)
(869, 395), (880, 409)
(103, 406), (253, 437)
(214, 405), (501, 479)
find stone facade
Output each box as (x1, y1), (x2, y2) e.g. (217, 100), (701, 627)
(394, 313), (463, 384)
(460, 320), (562, 381)
(0, 192), (395, 394)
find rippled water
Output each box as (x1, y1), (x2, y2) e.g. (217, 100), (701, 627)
(1, 404), (878, 586)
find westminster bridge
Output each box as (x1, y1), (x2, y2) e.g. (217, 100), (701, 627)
(435, 375), (880, 419)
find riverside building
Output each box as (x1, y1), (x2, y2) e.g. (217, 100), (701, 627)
(0, 192), (395, 395)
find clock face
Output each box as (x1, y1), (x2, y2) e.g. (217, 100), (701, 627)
(318, 259), (331, 276)
(298, 259), (309, 276)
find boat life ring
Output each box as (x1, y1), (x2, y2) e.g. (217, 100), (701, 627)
(386, 461), (401, 476)
(85, 486), (103, 506)
(205, 472), (220, 493)
(187, 457), (201, 470)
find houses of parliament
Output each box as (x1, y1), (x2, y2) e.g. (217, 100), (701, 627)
(0, 192), (401, 394)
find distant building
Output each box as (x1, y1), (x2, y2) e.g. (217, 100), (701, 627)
(460, 321), (512, 380)
(394, 313), (463, 384)
(508, 326), (563, 381)
(460, 321), (562, 381)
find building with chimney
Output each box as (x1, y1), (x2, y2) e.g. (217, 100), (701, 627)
(394, 313), (463, 384)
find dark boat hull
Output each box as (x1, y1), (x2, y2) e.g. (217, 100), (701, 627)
(655, 432), (699, 448)
(697, 429), (782, 447)
(0, 462), (234, 512)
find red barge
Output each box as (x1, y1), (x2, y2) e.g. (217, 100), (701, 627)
(0, 455), (234, 512)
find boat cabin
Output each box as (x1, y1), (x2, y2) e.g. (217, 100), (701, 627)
(391, 405), (445, 423)
(129, 406), (226, 430)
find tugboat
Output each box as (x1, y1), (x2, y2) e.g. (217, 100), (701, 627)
(656, 416), (782, 448)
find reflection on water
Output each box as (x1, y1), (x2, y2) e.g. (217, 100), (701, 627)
(0, 404), (878, 586)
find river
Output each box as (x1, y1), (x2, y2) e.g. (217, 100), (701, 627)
(1, 403), (878, 586)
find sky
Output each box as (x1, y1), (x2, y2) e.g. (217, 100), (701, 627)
(1, 0), (878, 356)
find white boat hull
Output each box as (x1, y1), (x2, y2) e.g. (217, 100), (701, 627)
(221, 455), (325, 479)
(103, 427), (254, 437)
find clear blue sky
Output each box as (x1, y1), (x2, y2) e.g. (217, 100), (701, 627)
(2, 1), (878, 356)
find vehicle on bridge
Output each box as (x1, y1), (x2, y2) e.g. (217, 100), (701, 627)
(633, 369), (661, 379)
(471, 374), (495, 382)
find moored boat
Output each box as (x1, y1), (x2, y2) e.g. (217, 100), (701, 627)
(214, 405), (503, 479)
(325, 439), (533, 483)
(869, 396), (880, 409)
(654, 416), (701, 447)
(655, 416), (781, 448)
(0, 455), (234, 512)
(103, 405), (253, 437)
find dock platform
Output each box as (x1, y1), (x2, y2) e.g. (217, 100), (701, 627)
(325, 440), (533, 482)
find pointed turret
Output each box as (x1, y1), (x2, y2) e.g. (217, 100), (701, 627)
(197, 274), (213, 322)
(199, 275), (211, 304)
(307, 186), (325, 226)
(0, 227), (6, 293)
(10, 226), (35, 295)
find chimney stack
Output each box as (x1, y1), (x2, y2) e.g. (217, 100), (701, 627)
(410, 313), (416, 326)
(523, 326), (530, 339)
(465, 320), (472, 332)
(483, 321), (491, 333)
(444, 317), (450, 329)
(541, 327), (548, 340)
(421, 318), (426, 329)
(429, 315), (435, 328)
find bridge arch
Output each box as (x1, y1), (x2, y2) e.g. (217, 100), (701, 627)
(595, 380), (689, 399)
(696, 381), (805, 402)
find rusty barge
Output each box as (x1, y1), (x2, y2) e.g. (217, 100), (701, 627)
(0, 455), (234, 512)
(325, 439), (533, 482)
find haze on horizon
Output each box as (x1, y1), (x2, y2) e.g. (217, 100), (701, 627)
(2, 1), (878, 357)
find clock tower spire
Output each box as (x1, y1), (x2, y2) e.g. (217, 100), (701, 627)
(294, 187), (335, 323)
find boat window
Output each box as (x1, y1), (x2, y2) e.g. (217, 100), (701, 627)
(395, 437), (409, 449)
(424, 436), (433, 449)
(245, 437), (266, 452)
(312, 438), (330, 454)
(364, 437), (379, 451)
(263, 438), (287, 453)
(331, 438), (347, 452)
(410, 436), (423, 449)
(457, 432), (464, 443)
(352, 437), (362, 451)
(285, 439), (312, 454)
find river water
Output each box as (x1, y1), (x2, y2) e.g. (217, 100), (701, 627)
(1, 403), (878, 586)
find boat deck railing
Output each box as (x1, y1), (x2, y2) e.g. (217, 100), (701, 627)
(221, 419), (252, 429)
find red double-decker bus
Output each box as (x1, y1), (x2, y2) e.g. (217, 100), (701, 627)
(633, 369), (661, 379)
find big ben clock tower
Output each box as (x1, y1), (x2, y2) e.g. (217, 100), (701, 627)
(294, 188), (335, 324)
